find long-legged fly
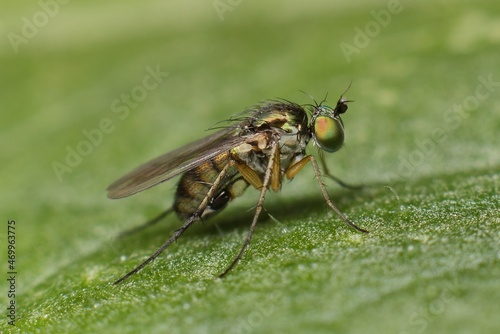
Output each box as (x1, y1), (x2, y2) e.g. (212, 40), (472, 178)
(108, 91), (368, 285)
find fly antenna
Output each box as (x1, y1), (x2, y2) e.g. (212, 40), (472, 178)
(340, 80), (353, 98)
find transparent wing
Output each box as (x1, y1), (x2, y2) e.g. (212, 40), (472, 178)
(107, 127), (253, 199)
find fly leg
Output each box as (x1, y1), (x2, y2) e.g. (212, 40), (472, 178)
(118, 208), (174, 238)
(218, 142), (280, 277)
(114, 161), (233, 285)
(286, 155), (368, 234)
(318, 154), (363, 190)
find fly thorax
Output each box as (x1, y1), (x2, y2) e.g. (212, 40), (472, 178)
(278, 132), (308, 172)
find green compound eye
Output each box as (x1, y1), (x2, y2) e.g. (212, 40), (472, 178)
(313, 115), (345, 152)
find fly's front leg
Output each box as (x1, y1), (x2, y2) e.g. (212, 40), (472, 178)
(114, 161), (234, 285)
(285, 155), (368, 234)
(219, 142), (280, 277)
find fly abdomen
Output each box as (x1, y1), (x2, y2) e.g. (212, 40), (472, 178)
(173, 153), (249, 220)
(174, 170), (211, 220)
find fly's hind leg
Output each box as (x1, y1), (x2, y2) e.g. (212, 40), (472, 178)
(286, 155), (368, 234)
(114, 212), (200, 285)
(114, 161), (234, 285)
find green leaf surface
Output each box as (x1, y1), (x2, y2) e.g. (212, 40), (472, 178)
(1, 1), (499, 333)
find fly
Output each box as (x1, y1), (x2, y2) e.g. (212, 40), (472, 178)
(108, 91), (368, 285)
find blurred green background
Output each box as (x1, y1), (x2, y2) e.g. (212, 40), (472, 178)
(1, 0), (499, 333)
